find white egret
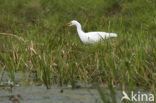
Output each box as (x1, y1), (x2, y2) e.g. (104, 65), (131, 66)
(66, 20), (117, 44)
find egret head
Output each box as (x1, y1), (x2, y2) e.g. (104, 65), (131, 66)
(66, 20), (79, 26)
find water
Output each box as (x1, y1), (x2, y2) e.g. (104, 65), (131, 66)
(0, 86), (106, 103)
(0, 72), (153, 103)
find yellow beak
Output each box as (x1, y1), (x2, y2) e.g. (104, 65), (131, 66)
(66, 22), (72, 26)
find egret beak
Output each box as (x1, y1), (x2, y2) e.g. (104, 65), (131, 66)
(66, 22), (72, 26)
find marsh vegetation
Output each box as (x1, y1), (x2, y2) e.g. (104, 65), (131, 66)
(0, 0), (156, 102)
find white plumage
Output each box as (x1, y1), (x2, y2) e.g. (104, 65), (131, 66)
(66, 20), (117, 44)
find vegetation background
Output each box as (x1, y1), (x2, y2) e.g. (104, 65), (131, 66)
(0, 0), (155, 94)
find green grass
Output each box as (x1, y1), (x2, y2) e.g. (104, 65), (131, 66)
(0, 0), (156, 94)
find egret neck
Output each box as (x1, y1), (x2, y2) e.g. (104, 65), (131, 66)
(75, 22), (84, 36)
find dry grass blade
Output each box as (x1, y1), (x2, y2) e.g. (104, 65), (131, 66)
(0, 33), (28, 43)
